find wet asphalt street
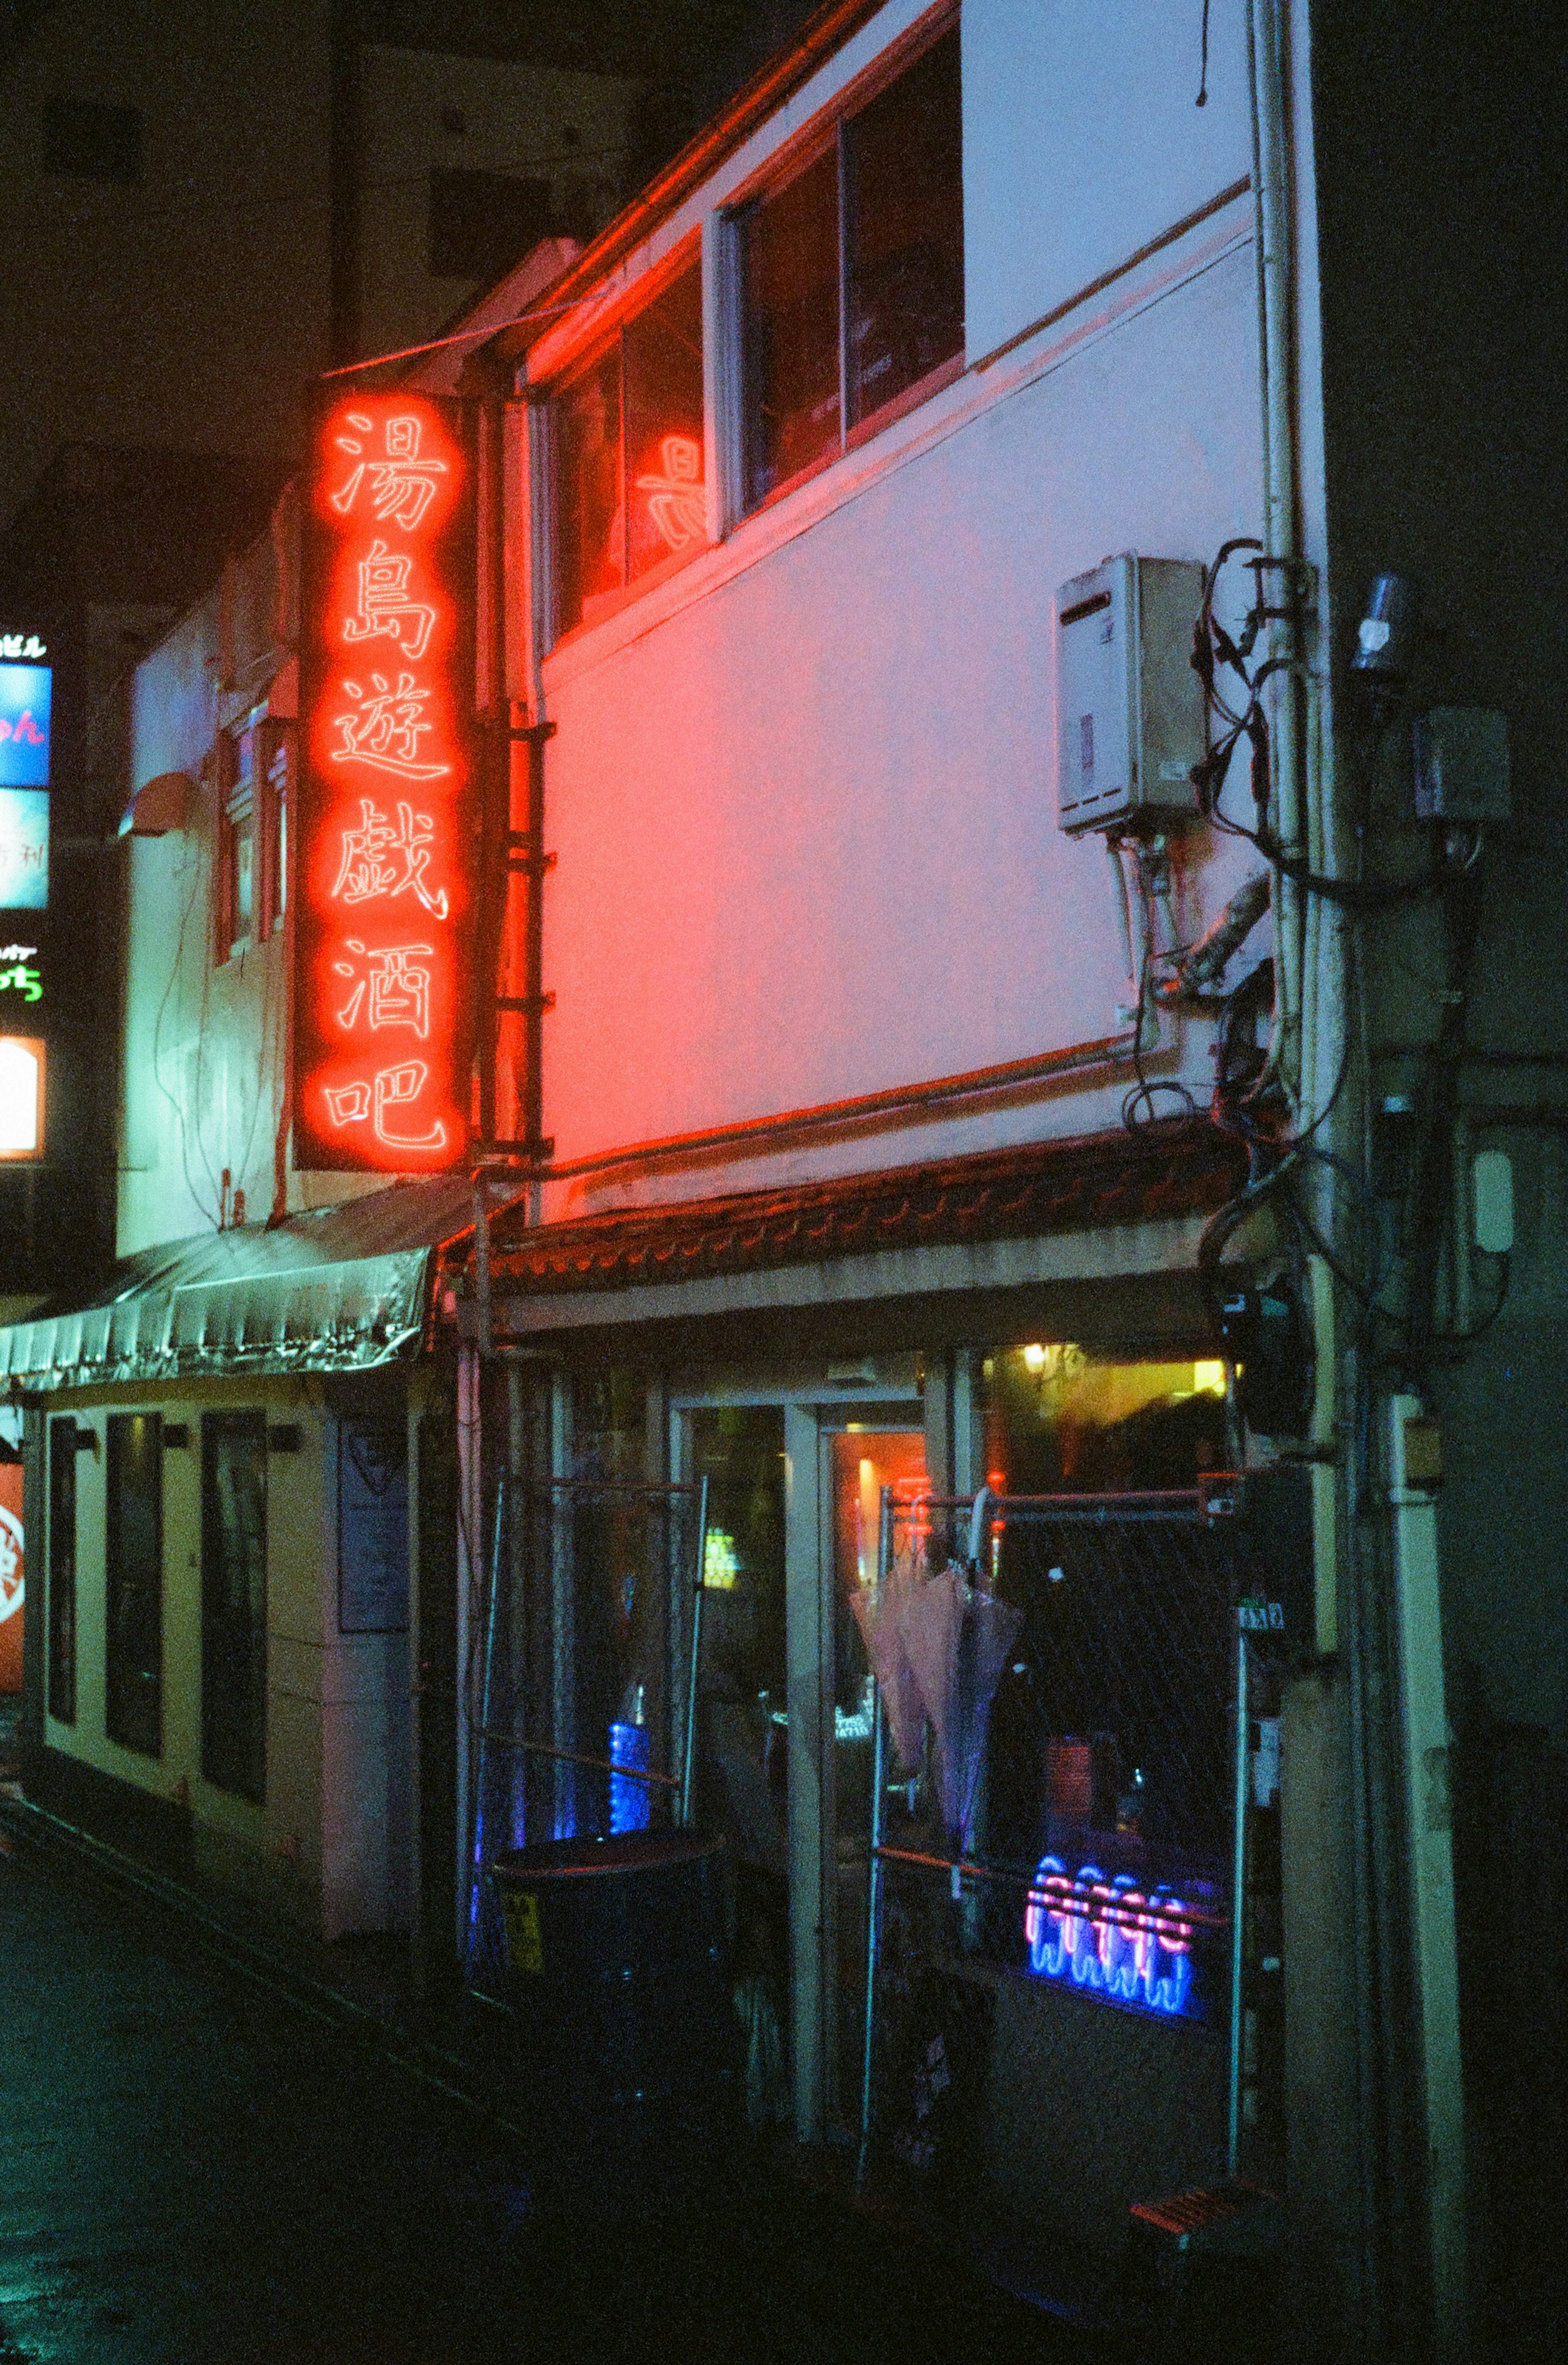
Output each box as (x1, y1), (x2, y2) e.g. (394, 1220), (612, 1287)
(0, 1827), (1071, 2365)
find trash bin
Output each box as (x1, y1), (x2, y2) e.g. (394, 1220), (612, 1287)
(491, 1830), (739, 2210)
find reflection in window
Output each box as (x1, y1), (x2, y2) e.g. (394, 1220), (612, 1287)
(741, 144), (841, 503)
(552, 257), (705, 638)
(740, 23), (963, 510)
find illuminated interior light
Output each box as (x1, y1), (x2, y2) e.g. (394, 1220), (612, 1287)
(0, 1036), (43, 1156)
(1193, 1360), (1228, 1395)
(703, 1529), (739, 1589)
(1021, 1343), (1047, 1372)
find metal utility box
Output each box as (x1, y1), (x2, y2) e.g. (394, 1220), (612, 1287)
(1055, 555), (1207, 835)
(1412, 707), (1511, 824)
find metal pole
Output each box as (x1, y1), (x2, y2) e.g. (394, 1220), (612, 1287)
(465, 1467), (507, 1979)
(857, 1482), (895, 2190)
(1227, 1624), (1250, 2178)
(679, 1473), (709, 1829)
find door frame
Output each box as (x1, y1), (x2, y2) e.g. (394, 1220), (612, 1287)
(670, 1384), (922, 2142)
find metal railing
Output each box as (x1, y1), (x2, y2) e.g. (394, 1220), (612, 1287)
(857, 1483), (1256, 2254)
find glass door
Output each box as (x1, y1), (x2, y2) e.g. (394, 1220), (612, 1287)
(821, 1424), (928, 2134)
(677, 1398), (927, 2144)
(683, 1407), (792, 2129)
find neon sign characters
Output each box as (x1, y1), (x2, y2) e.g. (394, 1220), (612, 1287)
(0, 660), (51, 793)
(328, 411), (450, 531)
(1024, 1856), (1208, 2022)
(296, 394), (474, 1172)
(635, 434), (706, 554)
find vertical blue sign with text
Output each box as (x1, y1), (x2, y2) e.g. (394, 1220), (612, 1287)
(0, 664), (50, 789)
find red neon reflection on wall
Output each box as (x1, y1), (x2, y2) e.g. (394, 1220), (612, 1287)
(295, 395), (474, 1172)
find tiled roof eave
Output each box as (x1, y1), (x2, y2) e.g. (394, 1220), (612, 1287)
(473, 1122), (1243, 1301)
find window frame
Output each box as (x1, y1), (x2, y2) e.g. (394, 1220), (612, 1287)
(105, 1411), (163, 1759)
(727, 5), (964, 522)
(47, 1415), (77, 1726)
(214, 728), (257, 964)
(200, 1409), (268, 1803)
(256, 721), (291, 940)
(545, 234), (709, 651)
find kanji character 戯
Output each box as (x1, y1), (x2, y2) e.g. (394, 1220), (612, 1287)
(329, 799), (449, 920)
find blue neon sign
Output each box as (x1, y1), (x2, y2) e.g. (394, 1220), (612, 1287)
(1024, 1856), (1210, 2020)
(0, 664), (51, 789)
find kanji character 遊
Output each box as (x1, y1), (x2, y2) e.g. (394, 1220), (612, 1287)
(331, 672), (449, 782)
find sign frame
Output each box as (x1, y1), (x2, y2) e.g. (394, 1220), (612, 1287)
(294, 392), (478, 1174)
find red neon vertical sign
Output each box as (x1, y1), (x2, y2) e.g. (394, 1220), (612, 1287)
(295, 395), (475, 1171)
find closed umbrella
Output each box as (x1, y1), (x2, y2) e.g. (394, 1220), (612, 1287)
(849, 1548), (927, 1776)
(900, 1561), (1021, 1851)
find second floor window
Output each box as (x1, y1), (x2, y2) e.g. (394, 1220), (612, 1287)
(216, 722), (290, 963)
(552, 253), (706, 640)
(738, 20), (963, 511)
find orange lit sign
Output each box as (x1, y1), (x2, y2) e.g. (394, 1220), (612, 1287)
(296, 396), (474, 1170)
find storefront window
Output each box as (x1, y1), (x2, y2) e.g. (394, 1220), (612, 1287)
(551, 255), (705, 639)
(687, 1404), (789, 2086)
(981, 1344), (1231, 1496)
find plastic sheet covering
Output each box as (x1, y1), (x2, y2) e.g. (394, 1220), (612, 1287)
(0, 1176), (484, 1392)
(899, 1563), (1022, 1851)
(849, 1551), (927, 1776)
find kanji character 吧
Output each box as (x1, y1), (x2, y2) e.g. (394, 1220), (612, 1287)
(323, 1061), (446, 1153)
(331, 671), (449, 782)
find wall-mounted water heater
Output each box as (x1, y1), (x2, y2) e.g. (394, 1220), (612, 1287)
(1055, 554), (1208, 835)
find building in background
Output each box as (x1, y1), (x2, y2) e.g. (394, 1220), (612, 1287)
(0, 0), (775, 1308)
(1, 5), (1565, 2360)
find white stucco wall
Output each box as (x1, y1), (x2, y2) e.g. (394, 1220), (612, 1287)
(520, 0), (1267, 1217)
